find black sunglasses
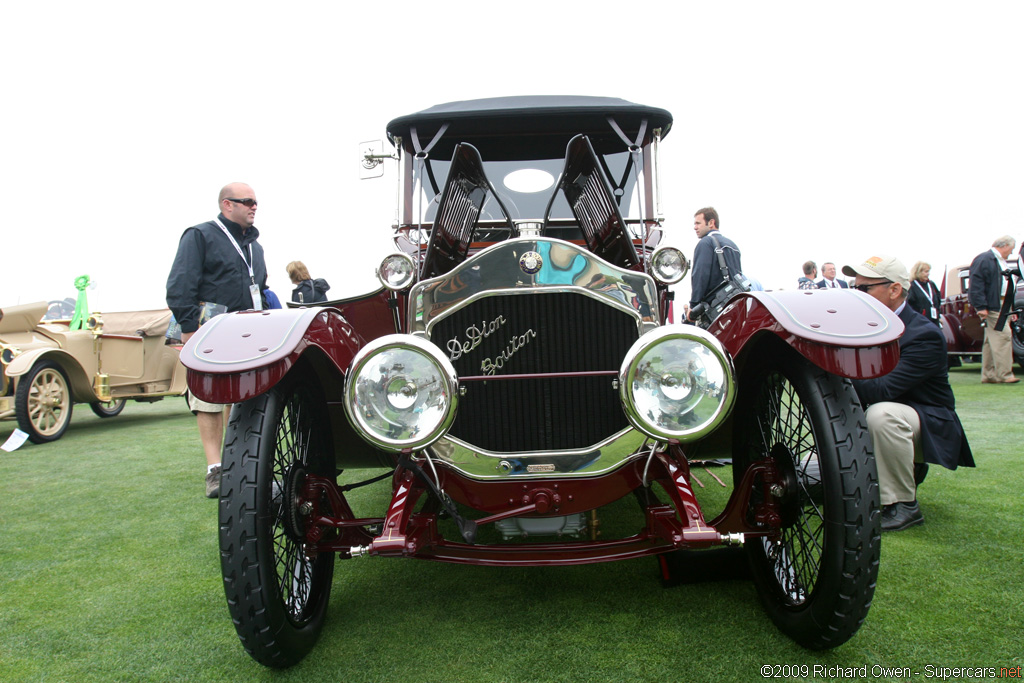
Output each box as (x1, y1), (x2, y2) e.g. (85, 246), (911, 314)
(853, 280), (893, 293)
(226, 197), (258, 208)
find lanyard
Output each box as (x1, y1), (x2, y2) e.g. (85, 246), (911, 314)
(914, 280), (938, 319)
(913, 280), (933, 301)
(213, 217), (255, 284)
(213, 217), (262, 311)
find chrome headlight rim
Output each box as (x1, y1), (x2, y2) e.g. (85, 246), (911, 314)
(344, 334), (459, 451)
(376, 253), (416, 291)
(618, 325), (735, 442)
(650, 246), (689, 285)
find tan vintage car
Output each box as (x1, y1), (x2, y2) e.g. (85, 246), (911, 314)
(0, 301), (186, 443)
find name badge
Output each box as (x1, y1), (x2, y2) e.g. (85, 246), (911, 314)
(250, 283), (263, 311)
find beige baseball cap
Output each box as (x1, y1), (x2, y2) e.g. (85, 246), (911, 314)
(842, 255), (910, 290)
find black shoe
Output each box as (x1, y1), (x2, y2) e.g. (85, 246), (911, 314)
(881, 501), (923, 531)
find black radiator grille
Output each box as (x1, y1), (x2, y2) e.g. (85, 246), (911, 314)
(429, 292), (638, 452)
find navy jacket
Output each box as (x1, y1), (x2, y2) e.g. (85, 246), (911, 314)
(906, 279), (941, 325)
(968, 249), (1003, 311)
(166, 214), (268, 334)
(816, 278), (848, 289)
(852, 305), (974, 470)
(689, 231), (742, 307)
(291, 278), (330, 304)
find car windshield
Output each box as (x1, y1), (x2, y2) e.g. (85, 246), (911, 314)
(413, 150), (639, 224)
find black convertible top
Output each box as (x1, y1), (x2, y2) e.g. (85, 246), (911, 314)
(386, 96), (673, 160)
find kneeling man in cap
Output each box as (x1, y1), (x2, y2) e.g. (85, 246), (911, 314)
(844, 255), (974, 531)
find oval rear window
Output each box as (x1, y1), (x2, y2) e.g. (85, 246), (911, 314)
(503, 169), (555, 193)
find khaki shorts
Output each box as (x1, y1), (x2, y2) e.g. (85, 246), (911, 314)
(186, 390), (226, 414)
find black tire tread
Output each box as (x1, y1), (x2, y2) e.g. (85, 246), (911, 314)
(803, 366), (879, 649)
(90, 399), (126, 418)
(737, 350), (880, 650)
(218, 389), (333, 668)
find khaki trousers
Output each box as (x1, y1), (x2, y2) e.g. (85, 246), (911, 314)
(982, 310), (1015, 382)
(865, 402), (922, 506)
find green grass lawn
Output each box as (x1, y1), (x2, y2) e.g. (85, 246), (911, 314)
(1, 368), (1021, 682)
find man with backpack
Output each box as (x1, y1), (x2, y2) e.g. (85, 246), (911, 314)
(684, 206), (744, 324)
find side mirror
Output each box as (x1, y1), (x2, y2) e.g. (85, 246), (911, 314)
(359, 140), (394, 180)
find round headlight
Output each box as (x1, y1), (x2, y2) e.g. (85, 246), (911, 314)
(650, 247), (689, 285)
(344, 335), (458, 451)
(619, 326), (735, 442)
(377, 253), (416, 291)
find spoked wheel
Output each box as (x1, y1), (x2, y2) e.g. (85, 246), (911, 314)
(1011, 301), (1024, 368)
(15, 360), (74, 443)
(219, 380), (337, 668)
(90, 398), (126, 418)
(733, 349), (879, 649)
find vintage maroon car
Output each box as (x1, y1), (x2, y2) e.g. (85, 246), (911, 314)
(181, 96), (905, 667)
(940, 258), (1024, 368)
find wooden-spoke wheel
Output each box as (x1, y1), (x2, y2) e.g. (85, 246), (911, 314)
(15, 360), (74, 443)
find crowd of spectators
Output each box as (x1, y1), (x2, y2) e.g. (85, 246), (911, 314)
(682, 207), (1020, 532)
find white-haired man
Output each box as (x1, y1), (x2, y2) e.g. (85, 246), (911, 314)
(969, 235), (1019, 384)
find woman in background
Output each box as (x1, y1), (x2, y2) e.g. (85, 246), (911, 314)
(907, 261), (942, 326)
(286, 261), (331, 304)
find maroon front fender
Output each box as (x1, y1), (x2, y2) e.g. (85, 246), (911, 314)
(181, 308), (364, 403)
(708, 290), (903, 379)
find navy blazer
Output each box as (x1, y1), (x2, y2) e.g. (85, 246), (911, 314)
(968, 250), (1003, 311)
(816, 278), (848, 289)
(852, 305), (974, 470)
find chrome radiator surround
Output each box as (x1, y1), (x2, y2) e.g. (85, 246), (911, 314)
(409, 238), (659, 334)
(410, 237), (661, 478)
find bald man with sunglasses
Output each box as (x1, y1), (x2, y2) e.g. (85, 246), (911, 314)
(166, 182), (268, 498)
(844, 255), (974, 531)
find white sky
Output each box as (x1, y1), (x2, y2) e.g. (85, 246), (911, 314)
(3, 1), (1022, 312)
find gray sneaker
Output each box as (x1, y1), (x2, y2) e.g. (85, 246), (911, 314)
(205, 465), (222, 499)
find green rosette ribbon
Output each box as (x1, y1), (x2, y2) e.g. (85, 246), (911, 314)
(69, 275), (91, 330)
